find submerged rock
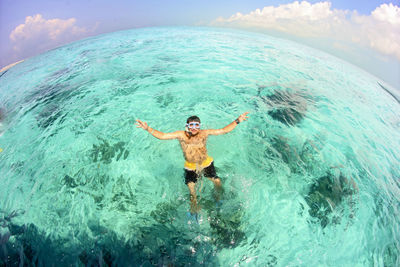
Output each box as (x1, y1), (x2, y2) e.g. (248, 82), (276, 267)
(36, 103), (65, 128)
(270, 135), (303, 172)
(208, 207), (246, 249)
(62, 174), (79, 188)
(201, 191), (247, 249)
(0, 108), (4, 122)
(110, 176), (137, 212)
(0, 216), (214, 266)
(268, 107), (304, 126)
(90, 138), (129, 164)
(257, 86), (309, 126)
(305, 172), (356, 227)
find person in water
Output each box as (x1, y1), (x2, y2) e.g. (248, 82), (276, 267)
(135, 112), (249, 214)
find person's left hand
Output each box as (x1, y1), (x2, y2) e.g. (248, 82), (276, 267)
(238, 112), (250, 123)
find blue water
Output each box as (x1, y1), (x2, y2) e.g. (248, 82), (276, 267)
(0, 27), (399, 266)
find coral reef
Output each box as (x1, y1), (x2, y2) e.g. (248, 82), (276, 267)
(305, 172), (356, 227)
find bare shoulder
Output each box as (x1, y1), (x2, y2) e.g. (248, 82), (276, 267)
(175, 130), (186, 139)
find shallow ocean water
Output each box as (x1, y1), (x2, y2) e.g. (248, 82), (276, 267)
(0, 27), (399, 266)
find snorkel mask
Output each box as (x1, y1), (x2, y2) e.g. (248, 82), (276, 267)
(186, 122), (201, 129)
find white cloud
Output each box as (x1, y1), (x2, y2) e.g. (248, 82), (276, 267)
(211, 1), (400, 60)
(354, 3), (400, 59)
(371, 3), (400, 24)
(9, 14), (90, 58)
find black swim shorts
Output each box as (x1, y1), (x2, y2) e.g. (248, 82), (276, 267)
(184, 162), (218, 184)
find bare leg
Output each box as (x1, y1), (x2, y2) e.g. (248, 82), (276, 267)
(208, 177), (222, 201)
(187, 182), (200, 214)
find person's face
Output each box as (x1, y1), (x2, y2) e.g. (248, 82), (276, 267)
(186, 121), (200, 135)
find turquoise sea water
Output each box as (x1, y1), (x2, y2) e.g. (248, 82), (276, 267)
(0, 27), (399, 266)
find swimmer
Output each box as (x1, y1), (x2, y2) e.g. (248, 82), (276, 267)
(135, 112), (249, 214)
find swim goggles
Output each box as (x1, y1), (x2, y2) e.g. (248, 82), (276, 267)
(186, 122), (201, 129)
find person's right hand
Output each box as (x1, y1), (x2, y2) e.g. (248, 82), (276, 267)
(237, 112), (250, 123)
(135, 119), (148, 130)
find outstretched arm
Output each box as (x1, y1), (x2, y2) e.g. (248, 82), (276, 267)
(205, 112), (249, 136)
(135, 119), (183, 140)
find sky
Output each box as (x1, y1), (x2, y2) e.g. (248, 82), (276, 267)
(1, 0), (399, 88)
